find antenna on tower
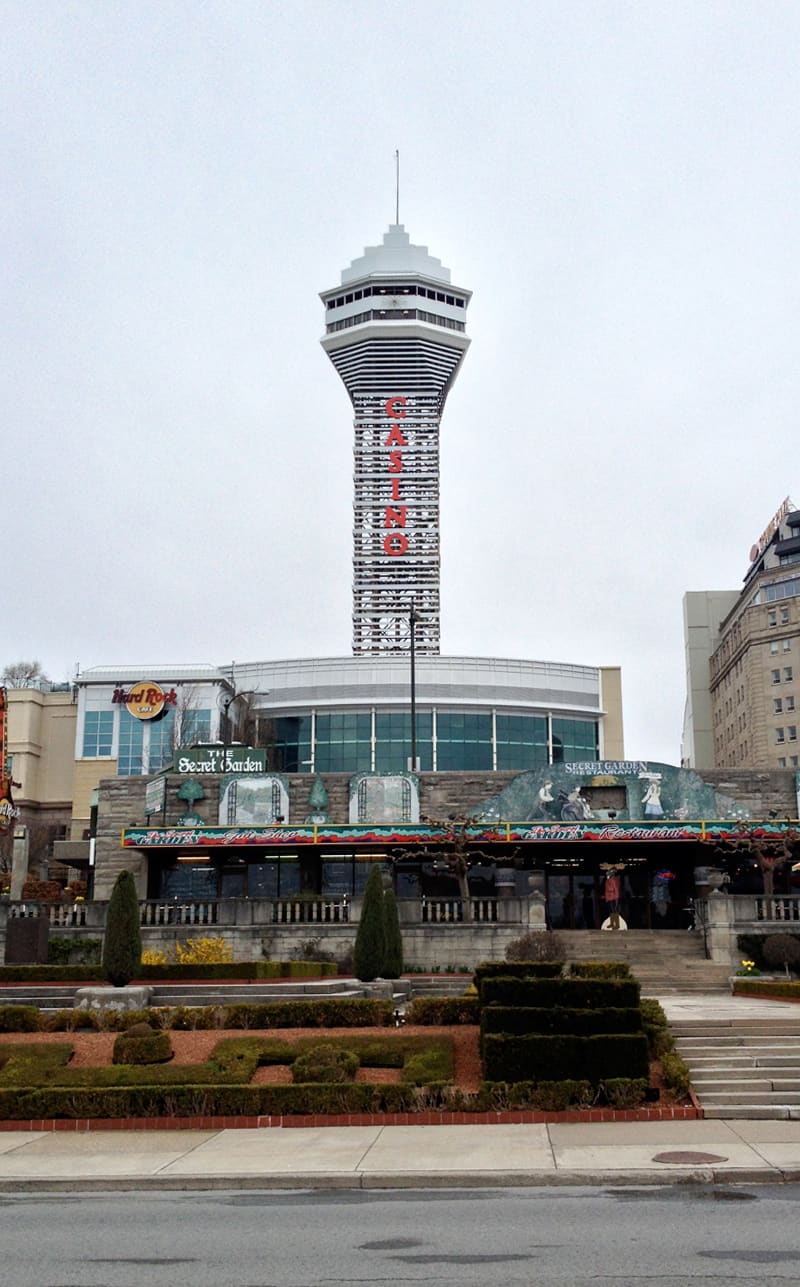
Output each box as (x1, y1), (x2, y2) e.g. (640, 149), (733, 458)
(395, 149), (400, 225)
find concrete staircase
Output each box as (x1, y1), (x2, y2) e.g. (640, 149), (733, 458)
(672, 1016), (800, 1119)
(562, 930), (731, 995)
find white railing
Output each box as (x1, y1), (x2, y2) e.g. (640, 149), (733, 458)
(139, 900), (219, 927)
(755, 896), (800, 922)
(271, 898), (349, 924)
(5, 901), (87, 928)
(421, 897), (499, 924)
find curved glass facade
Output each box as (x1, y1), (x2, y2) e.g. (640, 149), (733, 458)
(266, 710), (598, 774)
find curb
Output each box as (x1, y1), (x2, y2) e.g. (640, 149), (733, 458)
(0, 1167), (793, 1194)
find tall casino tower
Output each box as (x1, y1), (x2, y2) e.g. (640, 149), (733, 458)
(321, 225), (471, 655)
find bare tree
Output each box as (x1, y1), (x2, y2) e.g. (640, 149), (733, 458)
(710, 824), (799, 897)
(391, 815), (501, 906)
(2, 660), (49, 689)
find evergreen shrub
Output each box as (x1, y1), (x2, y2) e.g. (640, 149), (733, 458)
(0, 1006), (40, 1033)
(382, 887), (403, 978)
(102, 870), (142, 987)
(353, 864), (386, 981)
(482, 1032), (650, 1084)
(292, 1046), (359, 1084)
(479, 977), (640, 1009)
(480, 1006), (642, 1039)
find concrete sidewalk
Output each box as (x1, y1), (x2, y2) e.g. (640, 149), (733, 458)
(1, 1118), (799, 1190)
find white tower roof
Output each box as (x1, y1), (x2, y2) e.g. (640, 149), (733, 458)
(340, 224), (451, 285)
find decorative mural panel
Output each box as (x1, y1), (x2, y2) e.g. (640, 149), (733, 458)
(476, 762), (752, 824)
(218, 774), (290, 826)
(349, 772), (420, 824)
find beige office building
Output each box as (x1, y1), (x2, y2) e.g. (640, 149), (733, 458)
(683, 498), (800, 770)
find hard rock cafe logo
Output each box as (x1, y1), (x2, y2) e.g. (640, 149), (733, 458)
(112, 681), (177, 721)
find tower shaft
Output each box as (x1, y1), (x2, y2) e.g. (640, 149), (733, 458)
(321, 225), (471, 656)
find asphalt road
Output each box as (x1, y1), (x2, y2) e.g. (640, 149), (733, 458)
(2, 1186), (800, 1287)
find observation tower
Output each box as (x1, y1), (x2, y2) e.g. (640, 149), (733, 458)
(320, 225), (471, 655)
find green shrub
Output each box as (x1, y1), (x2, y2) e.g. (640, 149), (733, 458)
(47, 936), (102, 966)
(136, 960), (338, 981)
(405, 997), (480, 1026)
(354, 864), (386, 982)
(504, 931), (566, 963)
(292, 1045), (359, 1084)
(569, 962), (632, 979)
(382, 887), (403, 979)
(661, 1050), (691, 1098)
(482, 1032), (650, 1084)
(479, 977), (640, 1009)
(531, 1080), (594, 1111)
(219, 999), (393, 1029)
(602, 1077), (649, 1108)
(112, 1029), (173, 1066)
(639, 998), (672, 1057)
(733, 978), (800, 998)
(763, 934), (800, 977)
(0, 1006), (40, 1033)
(402, 1046), (453, 1084)
(0, 965), (103, 983)
(480, 1006), (642, 1039)
(102, 870), (142, 987)
(475, 961), (564, 985)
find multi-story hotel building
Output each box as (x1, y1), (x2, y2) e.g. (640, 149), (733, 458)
(683, 497), (800, 769)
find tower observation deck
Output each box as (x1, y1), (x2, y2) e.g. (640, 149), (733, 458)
(321, 225), (471, 656)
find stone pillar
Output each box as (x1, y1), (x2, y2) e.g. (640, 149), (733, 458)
(8, 827), (30, 901)
(524, 892), (547, 929)
(703, 892), (735, 967)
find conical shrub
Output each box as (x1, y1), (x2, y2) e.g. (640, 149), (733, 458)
(353, 863), (386, 982)
(102, 870), (142, 987)
(382, 886), (403, 979)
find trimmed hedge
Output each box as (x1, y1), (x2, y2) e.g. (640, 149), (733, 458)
(112, 1030), (173, 1066)
(568, 962), (632, 979)
(474, 962), (564, 985)
(480, 1006), (642, 1039)
(0, 1006), (40, 1033)
(732, 979), (800, 999)
(218, 999), (393, 1028)
(0, 1082), (423, 1121)
(0, 960), (338, 984)
(479, 977), (640, 1009)
(482, 1033), (650, 1084)
(0, 998), (393, 1033)
(405, 997), (480, 1026)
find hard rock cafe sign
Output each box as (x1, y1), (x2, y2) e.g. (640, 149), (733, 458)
(112, 681), (178, 721)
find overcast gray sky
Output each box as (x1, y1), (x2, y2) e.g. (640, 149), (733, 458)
(3, 1), (798, 763)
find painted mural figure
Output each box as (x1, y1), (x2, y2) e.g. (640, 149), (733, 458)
(531, 780), (554, 819)
(559, 786), (592, 821)
(641, 775), (664, 818)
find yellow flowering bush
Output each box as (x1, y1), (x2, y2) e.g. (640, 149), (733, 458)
(736, 959), (760, 976)
(141, 949), (167, 966)
(174, 936), (233, 965)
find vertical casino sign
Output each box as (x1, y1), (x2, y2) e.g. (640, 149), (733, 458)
(384, 395), (409, 557)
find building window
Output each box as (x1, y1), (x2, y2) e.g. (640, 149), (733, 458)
(179, 708), (212, 745)
(789, 726), (798, 742)
(787, 696), (796, 712)
(314, 711), (372, 773)
(784, 640), (792, 652)
(82, 710), (114, 757)
(791, 756), (799, 767)
(435, 711), (493, 771)
(776, 728), (785, 743)
(148, 708), (176, 773)
(495, 714), (549, 771)
(772, 669), (781, 684)
(778, 757), (787, 767)
(769, 610), (778, 626)
(781, 607), (790, 623)
(774, 698), (783, 714)
(117, 709), (144, 776)
(785, 667), (794, 682)
(374, 711), (433, 773)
